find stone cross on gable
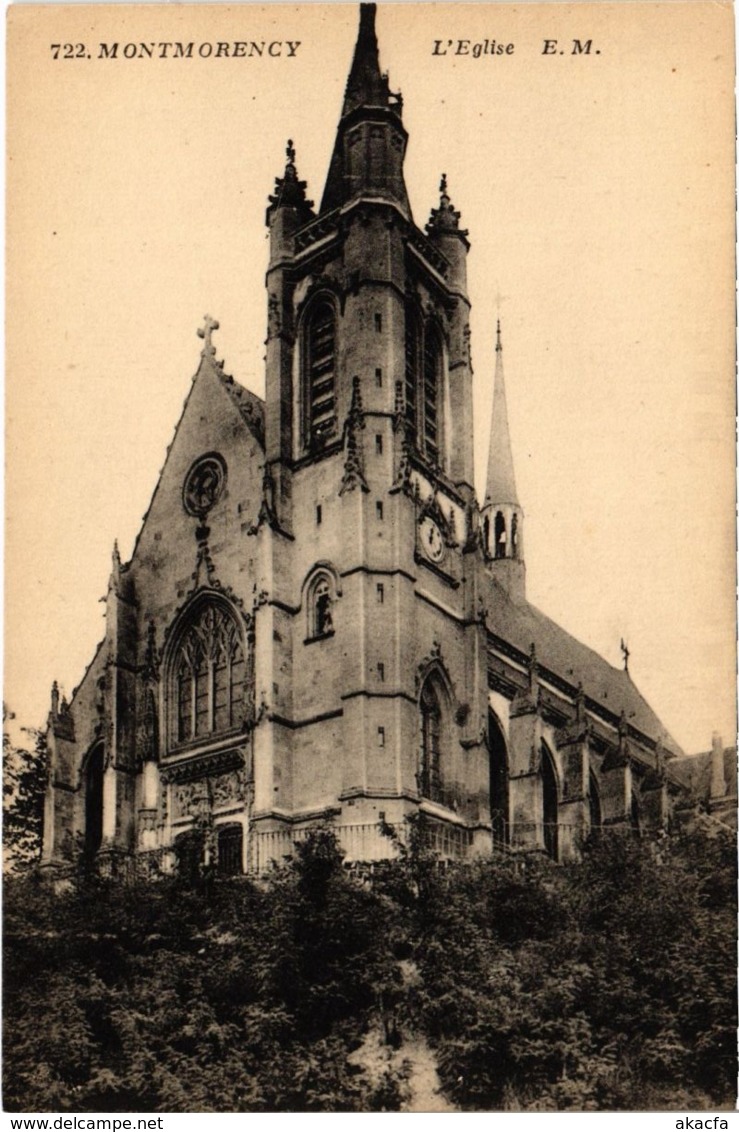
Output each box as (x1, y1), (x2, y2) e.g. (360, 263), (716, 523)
(620, 637), (630, 672)
(197, 315), (220, 356)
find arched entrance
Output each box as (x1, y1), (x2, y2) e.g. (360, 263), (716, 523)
(541, 743), (558, 860)
(84, 745), (104, 857)
(488, 711), (509, 849)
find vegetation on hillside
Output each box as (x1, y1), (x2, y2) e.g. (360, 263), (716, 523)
(4, 822), (736, 1112)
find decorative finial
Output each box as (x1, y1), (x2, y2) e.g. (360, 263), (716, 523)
(197, 315), (220, 357)
(439, 173), (448, 197)
(496, 319), (502, 352)
(620, 637), (630, 672)
(286, 138), (296, 165)
(51, 680), (60, 716)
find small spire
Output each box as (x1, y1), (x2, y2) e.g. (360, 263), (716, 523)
(112, 540), (121, 569)
(51, 680), (60, 716)
(286, 138), (296, 166)
(439, 173), (448, 197)
(484, 317), (519, 509)
(197, 315), (220, 357)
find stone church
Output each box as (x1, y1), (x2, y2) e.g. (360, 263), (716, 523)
(42, 4), (685, 877)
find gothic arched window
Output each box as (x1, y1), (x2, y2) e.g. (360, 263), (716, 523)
(488, 711), (509, 849)
(307, 571), (335, 640)
(305, 299), (337, 450)
(422, 326), (442, 463)
(541, 742), (559, 861)
(419, 678), (444, 803)
(495, 511), (507, 559)
(84, 744), (104, 858)
(589, 770), (602, 833)
(404, 306), (421, 442)
(405, 309), (446, 466)
(171, 602), (246, 748)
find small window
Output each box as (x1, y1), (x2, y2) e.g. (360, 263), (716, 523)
(374, 313), (382, 332)
(378, 726), (386, 748)
(495, 511), (507, 559)
(375, 435), (383, 455)
(316, 504), (322, 525)
(377, 662), (385, 682)
(376, 501), (384, 521)
(377, 583), (384, 604)
(375, 367), (383, 387)
(308, 572), (336, 640)
(217, 825), (243, 877)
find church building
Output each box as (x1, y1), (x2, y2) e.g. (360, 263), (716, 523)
(42, 4), (684, 877)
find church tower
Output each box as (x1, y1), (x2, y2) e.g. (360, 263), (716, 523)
(249, 1), (490, 861)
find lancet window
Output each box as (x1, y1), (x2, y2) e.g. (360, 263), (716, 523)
(404, 308), (445, 465)
(305, 299), (337, 449)
(419, 677), (445, 803)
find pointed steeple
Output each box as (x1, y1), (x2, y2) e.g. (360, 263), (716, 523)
(342, 3), (390, 116)
(321, 4), (409, 215)
(481, 321), (525, 598)
(484, 321), (519, 509)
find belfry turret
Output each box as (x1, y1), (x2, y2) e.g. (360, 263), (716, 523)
(481, 321), (525, 600)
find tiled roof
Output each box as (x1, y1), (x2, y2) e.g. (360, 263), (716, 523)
(489, 580), (683, 756)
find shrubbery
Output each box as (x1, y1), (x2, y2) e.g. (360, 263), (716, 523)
(4, 824), (736, 1112)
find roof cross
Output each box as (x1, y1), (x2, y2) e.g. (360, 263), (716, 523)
(620, 637), (630, 672)
(197, 315), (220, 356)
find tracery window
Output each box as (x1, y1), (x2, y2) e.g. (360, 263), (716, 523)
(305, 300), (337, 449)
(172, 603), (246, 746)
(419, 678), (443, 802)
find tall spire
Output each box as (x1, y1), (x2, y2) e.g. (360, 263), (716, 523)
(342, 3), (388, 116)
(484, 321), (519, 508)
(320, 4), (409, 215)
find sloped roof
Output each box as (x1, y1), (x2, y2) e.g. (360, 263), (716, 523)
(218, 371), (265, 449)
(489, 580), (683, 756)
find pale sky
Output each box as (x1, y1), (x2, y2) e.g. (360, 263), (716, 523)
(6, 2), (736, 755)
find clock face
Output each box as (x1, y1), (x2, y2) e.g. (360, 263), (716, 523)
(420, 517), (445, 563)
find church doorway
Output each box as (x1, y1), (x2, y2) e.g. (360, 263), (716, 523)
(541, 744), (558, 860)
(488, 711), (509, 849)
(84, 744), (104, 857)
